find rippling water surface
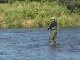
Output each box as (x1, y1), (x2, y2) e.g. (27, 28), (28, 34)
(0, 27), (80, 60)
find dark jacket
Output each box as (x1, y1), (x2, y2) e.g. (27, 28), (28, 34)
(48, 20), (57, 30)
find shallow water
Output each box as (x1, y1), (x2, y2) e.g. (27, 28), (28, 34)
(0, 26), (80, 60)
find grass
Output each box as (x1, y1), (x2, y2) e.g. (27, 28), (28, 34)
(0, 1), (80, 28)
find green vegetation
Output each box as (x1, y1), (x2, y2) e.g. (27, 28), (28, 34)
(0, 0), (80, 28)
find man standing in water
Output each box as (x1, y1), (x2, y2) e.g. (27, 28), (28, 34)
(48, 17), (57, 45)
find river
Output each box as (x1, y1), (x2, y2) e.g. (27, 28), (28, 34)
(0, 26), (80, 60)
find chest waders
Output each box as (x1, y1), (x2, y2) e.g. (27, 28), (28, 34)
(49, 27), (57, 45)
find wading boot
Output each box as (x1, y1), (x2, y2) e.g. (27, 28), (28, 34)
(49, 43), (53, 45)
(54, 41), (56, 46)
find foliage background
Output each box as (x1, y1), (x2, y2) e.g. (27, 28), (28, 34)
(0, 0), (80, 28)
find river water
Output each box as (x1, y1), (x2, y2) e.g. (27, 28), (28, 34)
(0, 26), (80, 60)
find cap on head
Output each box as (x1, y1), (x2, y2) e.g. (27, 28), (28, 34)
(51, 17), (55, 20)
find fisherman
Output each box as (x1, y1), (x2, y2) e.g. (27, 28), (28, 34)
(48, 17), (57, 45)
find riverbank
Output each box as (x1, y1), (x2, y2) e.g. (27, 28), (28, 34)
(0, 1), (80, 28)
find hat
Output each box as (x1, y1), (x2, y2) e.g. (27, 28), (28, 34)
(51, 17), (55, 19)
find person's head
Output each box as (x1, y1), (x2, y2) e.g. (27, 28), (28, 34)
(51, 17), (55, 21)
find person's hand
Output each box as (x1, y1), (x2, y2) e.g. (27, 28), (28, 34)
(48, 28), (49, 30)
(57, 28), (59, 29)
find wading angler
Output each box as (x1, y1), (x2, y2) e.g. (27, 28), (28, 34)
(48, 17), (57, 45)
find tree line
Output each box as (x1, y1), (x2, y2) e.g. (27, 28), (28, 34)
(0, 0), (80, 14)
(0, 0), (80, 28)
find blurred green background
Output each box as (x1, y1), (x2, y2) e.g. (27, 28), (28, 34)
(0, 0), (80, 28)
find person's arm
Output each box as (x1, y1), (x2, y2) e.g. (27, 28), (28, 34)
(48, 23), (52, 30)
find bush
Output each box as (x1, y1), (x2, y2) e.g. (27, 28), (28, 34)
(0, 1), (80, 28)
